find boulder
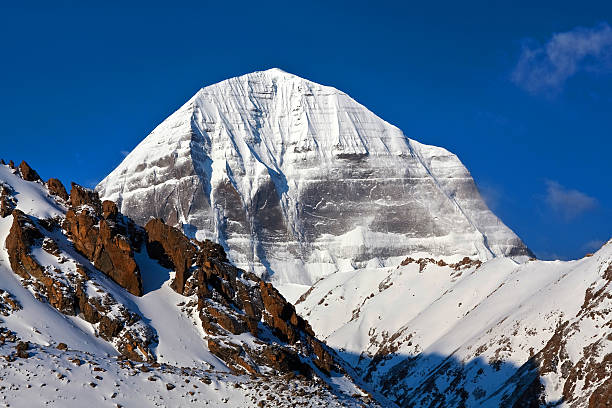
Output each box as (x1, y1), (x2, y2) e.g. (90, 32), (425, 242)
(18, 161), (41, 182)
(102, 200), (118, 220)
(46, 178), (69, 201)
(145, 218), (196, 294)
(70, 183), (102, 214)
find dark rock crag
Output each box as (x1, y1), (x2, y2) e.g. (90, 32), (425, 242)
(1, 160), (352, 382)
(5, 208), (154, 361)
(63, 183), (143, 296)
(145, 218), (339, 376)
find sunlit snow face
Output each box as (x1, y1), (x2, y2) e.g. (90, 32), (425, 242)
(96, 70), (531, 286)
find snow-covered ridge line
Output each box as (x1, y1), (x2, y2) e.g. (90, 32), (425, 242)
(297, 239), (612, 406)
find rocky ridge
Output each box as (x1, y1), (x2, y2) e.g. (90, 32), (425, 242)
(0, 160), (374, 405)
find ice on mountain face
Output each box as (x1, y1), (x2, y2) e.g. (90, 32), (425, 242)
(96, 68), (532, 287)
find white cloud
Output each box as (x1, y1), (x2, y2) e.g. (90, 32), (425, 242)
(477, 182), (503, 212)
(582, 239), (606, 253)
(120, 150), (130, 157)
(544, 180), (597, 220)
(512, 22), (612, 94)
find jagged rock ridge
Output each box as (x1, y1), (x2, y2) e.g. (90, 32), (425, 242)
(0, 160), (375, 406)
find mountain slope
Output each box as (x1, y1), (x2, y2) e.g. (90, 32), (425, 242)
(295, 244), (612, 406)
(96, 68), (532, 293)
(0, 160), (376, 407)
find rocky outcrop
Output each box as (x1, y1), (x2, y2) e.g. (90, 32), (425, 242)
(69, 182), (102, 212)
(63, 184), (143, 296)
(511, 261), (612, 408)
(144, 218), (196, 294)
(400, 256), (482, 272)
(0, 290), (21, 316)
(145, 217), (340, 376)
(18, 161), (41, 182)
(46, 178), (69, 201)
(6, 210), (47, 279)
(4, 209), (154, 361)
(0, 183), (16, 218)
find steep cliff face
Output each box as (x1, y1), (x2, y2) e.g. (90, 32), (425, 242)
(96, 69), (532, 289)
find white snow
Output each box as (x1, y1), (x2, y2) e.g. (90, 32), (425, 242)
(96, 68), (531, 290)
(296, 240), (612, 404)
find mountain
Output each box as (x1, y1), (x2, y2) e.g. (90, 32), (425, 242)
(0, 161), (378, 407)
(6, 70), (608, 407)
(296, 245), (612, 406)
(96, 68), (532, 298)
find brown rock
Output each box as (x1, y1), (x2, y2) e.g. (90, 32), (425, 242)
(207, 338), (257, 374)
(70, 183), (102, 214)
(102, 200), (119, 220)
(63, 200), (143, 296)
(259, 281), (313, 343)
(63, 208), (99, 259)
(258, 346), (310, 375)
(46, 178), (69, 201)
(6, 210), (47, 280)
(18, 161), (41, 182)
(589, 375), (612, 408)
(145, 218), (196, 294)
(56, 342), (68, 350)
(92, 219), (143, 296)
(5, 208), (152, 361)
(0, 185), (16, 218)
(42, 237), (60, 256)
(205, 305), (247, 335)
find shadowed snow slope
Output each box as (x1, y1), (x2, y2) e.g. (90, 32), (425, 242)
(96, 69), (532, 289)
(296, 241), (612, 407)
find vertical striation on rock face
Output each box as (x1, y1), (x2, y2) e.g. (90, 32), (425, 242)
(96, 68), (533, 287)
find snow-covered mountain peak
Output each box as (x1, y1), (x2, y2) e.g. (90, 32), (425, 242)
(97, 71), (533, 291)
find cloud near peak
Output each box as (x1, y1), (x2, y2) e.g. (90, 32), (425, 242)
(544, 180), (598, 221)
(512, 22), (612, 95)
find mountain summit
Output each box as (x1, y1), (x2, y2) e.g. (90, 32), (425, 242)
(96, 69), (532, 289)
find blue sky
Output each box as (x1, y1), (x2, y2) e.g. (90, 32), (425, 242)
(1, 1), (611, 260)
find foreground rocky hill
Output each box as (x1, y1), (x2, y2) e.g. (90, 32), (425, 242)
(0, 160), (377, 407)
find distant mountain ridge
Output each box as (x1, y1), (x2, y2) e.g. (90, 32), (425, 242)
(96, 68), (533, 293)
